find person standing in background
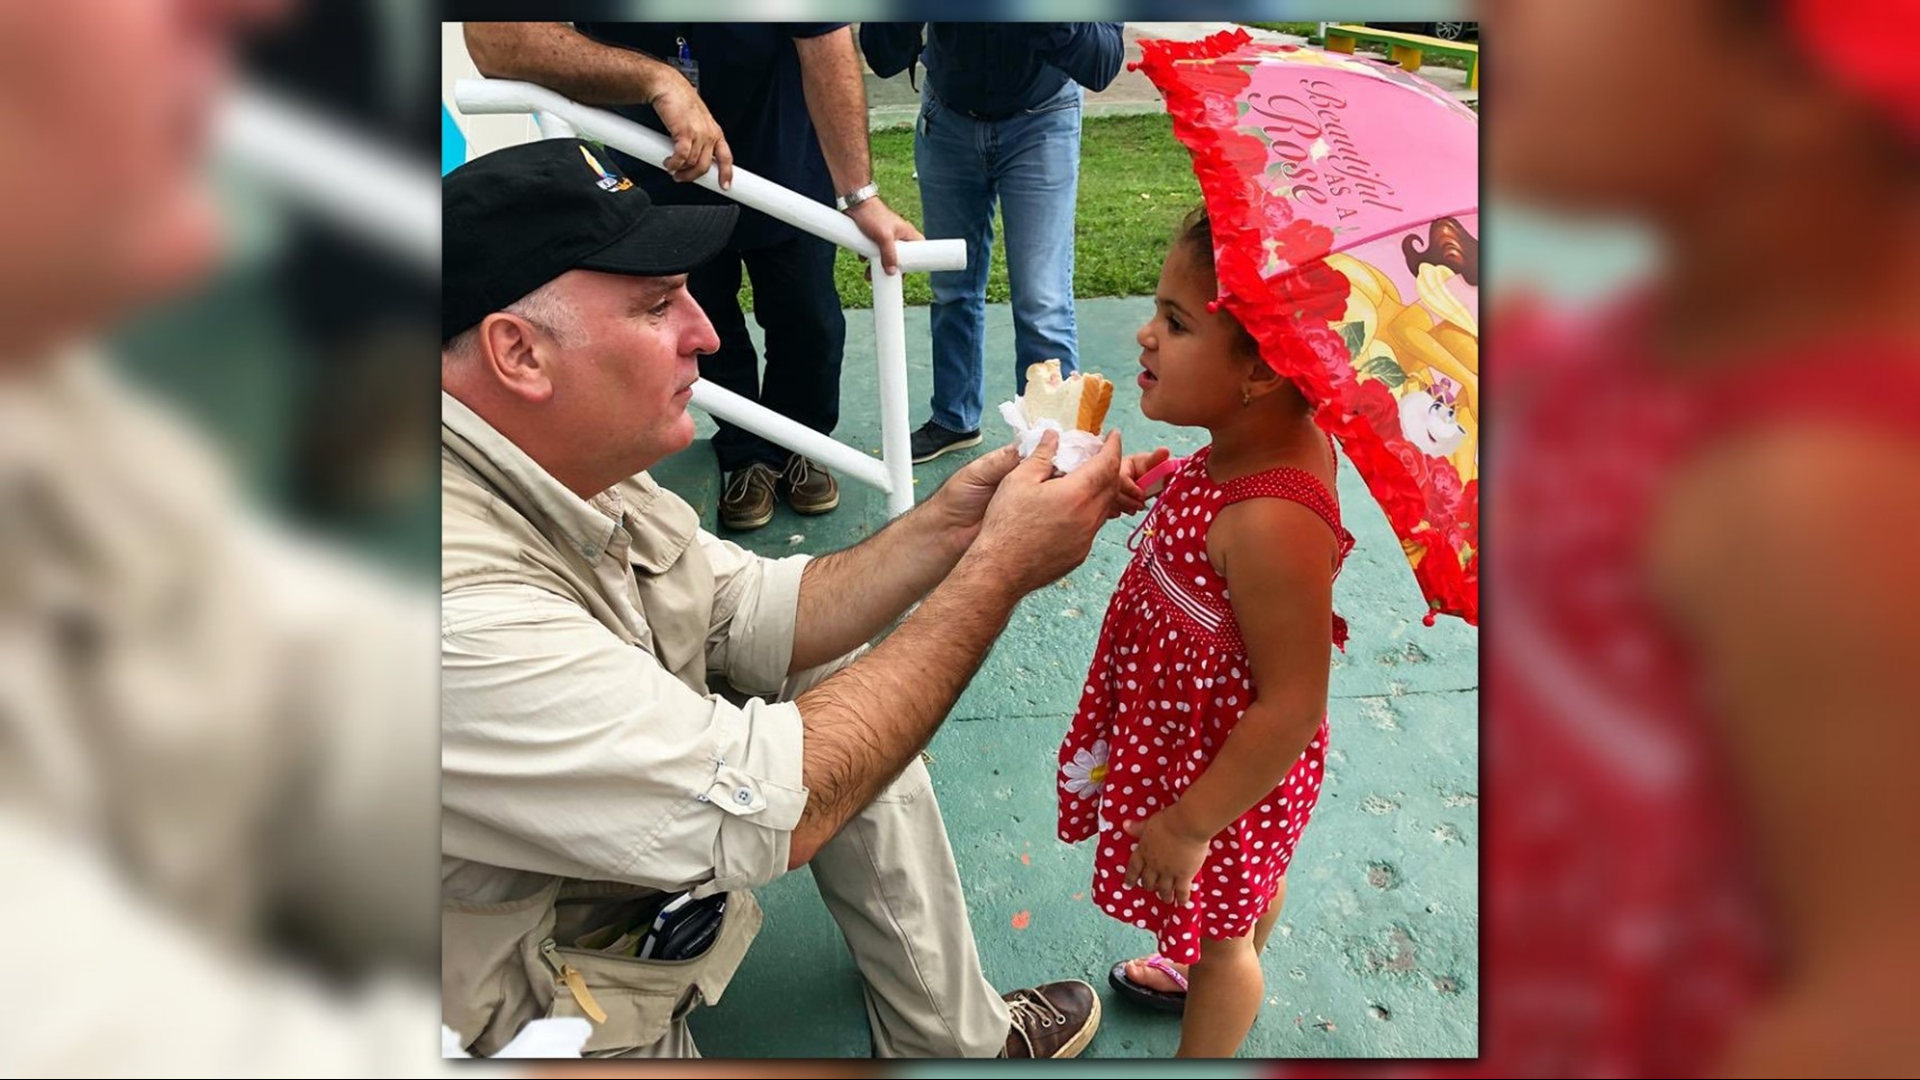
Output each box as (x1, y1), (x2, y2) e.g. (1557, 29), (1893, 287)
(249, 0), (440, 538)
(859, 23), (1124, 464)
(465, 23), (922, 531)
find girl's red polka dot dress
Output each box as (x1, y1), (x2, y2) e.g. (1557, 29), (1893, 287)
(1057, 446), (1353, 964)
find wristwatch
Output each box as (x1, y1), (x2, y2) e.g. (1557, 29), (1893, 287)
(835, 182), (880, 212)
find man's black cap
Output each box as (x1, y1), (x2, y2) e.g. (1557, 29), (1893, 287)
(442, 138), (737, 343)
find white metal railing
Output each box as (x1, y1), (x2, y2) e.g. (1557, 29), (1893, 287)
(454, 78), (966, 516)
(217, 84), (441, 274)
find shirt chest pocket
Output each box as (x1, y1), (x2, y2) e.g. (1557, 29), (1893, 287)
(622, 486), (712, 690)
(631, 572), (710, 688)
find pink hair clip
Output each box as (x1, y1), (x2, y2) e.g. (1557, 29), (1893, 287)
(1205, 298), (1223, 314)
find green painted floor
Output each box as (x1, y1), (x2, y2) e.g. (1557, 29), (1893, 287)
(663, 295), (1480, 1061)
(109, 268), (1477, 1065)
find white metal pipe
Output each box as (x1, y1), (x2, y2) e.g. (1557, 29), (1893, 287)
(869, 261), (916, 516)
(534, 110), (578, 139)
(893, 238), (966, 274)
(460, 79), (870, 253)
(455, 76), (968, 518)
(457, 80), (968, 276)
(217, 83), (439, 274)
(688, 380), (892, 493)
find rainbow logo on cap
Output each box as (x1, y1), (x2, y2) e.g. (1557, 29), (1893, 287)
(580, 145), (633, 192)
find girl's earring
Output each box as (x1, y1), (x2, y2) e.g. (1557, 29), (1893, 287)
(1241, 388), (1252, 407)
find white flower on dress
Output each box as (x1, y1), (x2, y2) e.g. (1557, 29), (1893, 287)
(1062, 739), (1111, 798)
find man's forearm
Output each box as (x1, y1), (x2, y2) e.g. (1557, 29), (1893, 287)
(794, 28), (874, 195)
(464, 22), (678, 106)
(785, 553), (1019, 867)
(790, 496), (968, 672)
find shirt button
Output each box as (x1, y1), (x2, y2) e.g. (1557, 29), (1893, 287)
(733, 788), (753, 806)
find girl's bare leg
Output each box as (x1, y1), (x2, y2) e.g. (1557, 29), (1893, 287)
(1121, 875), (1288, 992)
(1253, 877), (1286, 952)
(1177, 928), (1263, 1057)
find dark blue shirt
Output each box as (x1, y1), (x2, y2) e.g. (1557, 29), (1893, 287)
(859, 23), (1125, 120)
(574, 23), (846, 251)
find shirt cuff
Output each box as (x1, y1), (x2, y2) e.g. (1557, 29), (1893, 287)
(698, 697), (809, 894)
(724, 553), (811, 695)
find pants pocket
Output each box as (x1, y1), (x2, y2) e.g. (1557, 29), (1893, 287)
(531, 889), (765, 1056)
(443, 876), (563, 1057)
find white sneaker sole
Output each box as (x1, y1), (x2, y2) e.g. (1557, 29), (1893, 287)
(1052, 994), (1101, 1058)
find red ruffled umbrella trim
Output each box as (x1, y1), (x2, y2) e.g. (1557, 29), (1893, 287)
(1136, 29), (1479, 626)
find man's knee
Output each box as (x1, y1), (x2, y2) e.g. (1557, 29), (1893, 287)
(868, 748), (934, 807)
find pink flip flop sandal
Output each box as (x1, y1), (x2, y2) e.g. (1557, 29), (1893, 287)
(1107, 954), (1188, 1014)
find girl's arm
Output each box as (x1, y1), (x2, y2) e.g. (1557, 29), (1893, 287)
(1123, 498), (1338, 904)
(1652, 425), (1920, 1076)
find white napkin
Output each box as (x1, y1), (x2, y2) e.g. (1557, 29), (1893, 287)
(998, 399), (1107, 474)
(443, 1017), (592, 1059)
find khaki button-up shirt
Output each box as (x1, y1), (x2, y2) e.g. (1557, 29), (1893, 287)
(440, 393), (812, 901)
(2, 348), (443, 1073)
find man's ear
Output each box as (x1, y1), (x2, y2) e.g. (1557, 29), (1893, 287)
(479, 313), (555, 404)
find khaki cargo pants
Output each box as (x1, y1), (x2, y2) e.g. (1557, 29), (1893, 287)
(621, 647), (1012, 1058)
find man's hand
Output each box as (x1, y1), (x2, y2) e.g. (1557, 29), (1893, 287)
(652, 75), (733, 187)
(1112, 445), (1172, 518)
(847, 196), (923, 276)
(463, 24), (735, 188)
(1122, 810), (1214, 905)
(931, 442), (1023, 548)
(792, 28), (915, 271)
(965, 430), (1122, 593)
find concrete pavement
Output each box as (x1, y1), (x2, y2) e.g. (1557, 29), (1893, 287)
(661, 296), (1481, 1059)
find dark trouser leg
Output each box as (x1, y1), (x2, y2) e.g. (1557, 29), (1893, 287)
(740, 232), (846, 468)
(685, 249), (770, 474)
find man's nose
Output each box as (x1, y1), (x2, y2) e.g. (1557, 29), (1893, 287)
(684, 294), (722, 356)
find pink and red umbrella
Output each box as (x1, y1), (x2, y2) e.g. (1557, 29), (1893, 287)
(1137, 29), (1480, 626)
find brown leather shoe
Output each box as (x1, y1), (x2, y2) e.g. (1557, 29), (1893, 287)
(1000, 979), (1100, 1058)
(719, 463), (778, 530)
(779, 454), (839, 515)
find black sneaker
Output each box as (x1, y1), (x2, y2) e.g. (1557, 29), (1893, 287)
(719, 463), (778, 531)
(910, 420), (984, 464)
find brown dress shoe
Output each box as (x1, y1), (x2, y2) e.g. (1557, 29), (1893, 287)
(779, 454), (839, 515)
(719, 463), (778, 530)
(1000, 979), (1101, 1058)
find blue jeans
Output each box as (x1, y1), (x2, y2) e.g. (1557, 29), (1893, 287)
(915, 80), (1083, 434)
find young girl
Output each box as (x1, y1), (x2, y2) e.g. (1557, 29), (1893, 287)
(1056, 207), (1354, 1057)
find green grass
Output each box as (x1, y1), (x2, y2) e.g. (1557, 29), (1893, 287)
(739, 113), (1200, 313)
(1246, 21), (1322, 38)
